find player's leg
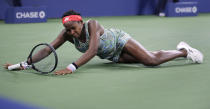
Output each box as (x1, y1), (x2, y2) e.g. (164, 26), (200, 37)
(118, 50), (187, 64)
(118, 51), (139, 63)
(119, 38), (187, 66)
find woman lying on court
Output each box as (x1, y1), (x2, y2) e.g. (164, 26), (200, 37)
(4, 10), (204, 75)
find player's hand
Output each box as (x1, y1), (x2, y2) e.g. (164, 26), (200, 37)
(3, 63), (24, 70)
(3, 63), (12, 69)
(54, 68), (72, 75)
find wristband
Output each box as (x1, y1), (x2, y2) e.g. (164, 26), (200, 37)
(72, 62), (78, 69)
(66, 62), (78, 72)
(8, 61), (32, 70)
(20, 61), (32, 69)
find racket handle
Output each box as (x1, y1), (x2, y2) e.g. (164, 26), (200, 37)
(8, 64), (21, 70)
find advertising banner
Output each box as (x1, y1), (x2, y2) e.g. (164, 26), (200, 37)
(166, 2), (198, 17)
(5, 6), (47, 23)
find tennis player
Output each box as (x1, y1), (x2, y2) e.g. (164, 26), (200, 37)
(4, 10), (204, 75)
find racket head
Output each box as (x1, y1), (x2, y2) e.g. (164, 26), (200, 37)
(28, 43), (58, 74)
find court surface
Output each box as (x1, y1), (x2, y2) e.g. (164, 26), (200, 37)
(0, 14), (210, 109)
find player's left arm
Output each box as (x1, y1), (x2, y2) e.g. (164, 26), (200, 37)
(54, 20), (104, 75)
(74, 20), (103, 67)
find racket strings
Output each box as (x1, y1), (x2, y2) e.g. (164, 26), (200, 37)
(31, 44), (57, 73)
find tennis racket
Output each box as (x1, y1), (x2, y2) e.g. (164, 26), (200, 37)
(8, 43), (58, 74)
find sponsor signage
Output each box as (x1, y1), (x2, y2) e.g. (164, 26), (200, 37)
(5, 6), (47, 23)
(166, 2), (198, 17)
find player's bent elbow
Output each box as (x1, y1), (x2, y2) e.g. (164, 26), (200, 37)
(88, 49), (98, 57)
(92, 50), (98, 56)
(90, 46), (98, 54)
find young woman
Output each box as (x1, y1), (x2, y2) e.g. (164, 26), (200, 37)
(4, 10), (203, 75)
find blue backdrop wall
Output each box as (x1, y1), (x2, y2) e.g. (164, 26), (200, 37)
(0, 0), (210, 19)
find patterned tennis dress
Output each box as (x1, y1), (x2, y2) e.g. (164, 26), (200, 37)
(72, 20), (131, 62)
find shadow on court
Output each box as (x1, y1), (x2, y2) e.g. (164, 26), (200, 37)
(2, 58), (197, 77)
(83, 58), (196, 72)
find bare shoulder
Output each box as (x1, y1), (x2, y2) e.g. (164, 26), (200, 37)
(87, 19), (99, 27)
(87, 20), (104, 33)
(87, 19), (98, 24)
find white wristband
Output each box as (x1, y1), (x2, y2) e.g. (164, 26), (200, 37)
(67, 64), (76, 72)
(8, 63), (21, 70)
(8, 61), (32, 70)
(20, 61), (32, 69)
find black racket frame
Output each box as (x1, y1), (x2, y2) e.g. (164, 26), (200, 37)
(27, 43), (58, 74)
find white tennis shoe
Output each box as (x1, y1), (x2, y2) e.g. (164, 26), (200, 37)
(177, 41), (204, 64)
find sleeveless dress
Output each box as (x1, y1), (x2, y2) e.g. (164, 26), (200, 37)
(72, 20), (131, 62)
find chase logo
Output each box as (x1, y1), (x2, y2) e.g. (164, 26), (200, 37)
(175, 6), (197, 13)
(16, 11), (46, 19)
(39, 11), (46, 19)
(192, 6), (197, 13)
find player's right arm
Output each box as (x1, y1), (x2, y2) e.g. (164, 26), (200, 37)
(27, 29), (68, 64)
(4, 29), (68, 70)
(50, 29), (68, 50)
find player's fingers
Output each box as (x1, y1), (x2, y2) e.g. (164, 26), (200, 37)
(54, 69), (72, 75)
(3, 63), (8, 66)
(55, 72), (61, 75)
(54, 71), (59, 75)
(3, 63), (9, 69)
(3, 65), (7, 69)
(3, 63), (13, 69)
(5, 63), (12, 66)
(62, 71), (69, 75)
(66, 68), (73, 74)
(54, 71), (64, 75)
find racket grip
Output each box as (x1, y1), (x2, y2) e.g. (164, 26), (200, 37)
(8, 64), (21, 70)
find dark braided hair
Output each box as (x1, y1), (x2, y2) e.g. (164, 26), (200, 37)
(62, 10), (81, 18)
